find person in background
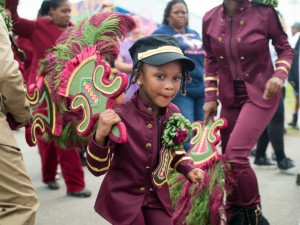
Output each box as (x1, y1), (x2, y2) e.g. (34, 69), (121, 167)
(87, 34), (204, 225)
(287, 22), (300, 129)
(0, 11), (39, 225)
(6, 0), (91, 197)
(114, 14), (143, 101)
(13, 0), (51, 84)
(202, 0), (293, 224)
(152, 0), (205, 150)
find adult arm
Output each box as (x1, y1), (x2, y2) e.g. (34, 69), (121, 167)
(0, 15), (30, 126)
(263, 8), (294, 99)
(6, 0), (36, 38)
(202, 15), (219, 123)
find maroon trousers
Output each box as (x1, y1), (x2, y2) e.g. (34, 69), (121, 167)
(37, 137), (85, 192)
(220, 81), (278, 207)
(126, 192), (173, 225)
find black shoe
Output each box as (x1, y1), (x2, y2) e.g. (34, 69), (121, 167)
(271, 153), (277, 161)
(296, 174), (300, 186)
(244, 205), (270, 225)
(46, 181), (60, 190)
(79, 151), (87, 167)
(227, 205), (245, 225)
(278, 158), (297, 175)
(254, 157), (276, 169)
(250, 149), (256, 157)
(67, 189), (91, 198)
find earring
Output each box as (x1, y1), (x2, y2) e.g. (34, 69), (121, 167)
(137, 80), (142, 85)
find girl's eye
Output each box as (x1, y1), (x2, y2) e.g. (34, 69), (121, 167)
(174, 76), (182, 81)
(155, 74), (165, 80)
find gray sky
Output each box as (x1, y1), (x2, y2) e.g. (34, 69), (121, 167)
(18, 0), (300, 36)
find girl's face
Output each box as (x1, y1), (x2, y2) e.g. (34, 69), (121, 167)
(49, 1), (71, 29)
(167, 3), (188, 31)
(138, 60), (182, 111)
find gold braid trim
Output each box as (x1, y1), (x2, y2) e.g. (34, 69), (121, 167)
(171, 150), (186, 157)
(173, 156), (193, 171)
(205, 87), (218, 92)
(87, 160), (110, 172)
(87, 146), (110, 162)
(204, 77), (219, 81)
(275, 67), (288, 75)
(276, 60), (291, 69)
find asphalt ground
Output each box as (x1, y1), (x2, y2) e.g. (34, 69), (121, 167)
(11, 123), (299, 225)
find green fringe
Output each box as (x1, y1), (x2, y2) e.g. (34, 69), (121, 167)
(81, 16), (120, 46)
(169, 161), (228, 225)
(43, 123), (93, 149)
(252, 0), (278, 7)
(187, 188), (211, 225)
(0, 6), (12, 31)
(168, 170), (184, 208)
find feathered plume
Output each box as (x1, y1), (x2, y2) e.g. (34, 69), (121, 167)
(27, 12), (135, 148)
(252, 0), (278, 7)
(40, 12), (135, 103)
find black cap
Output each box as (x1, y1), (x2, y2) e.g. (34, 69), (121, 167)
(129, 34), (195, 71)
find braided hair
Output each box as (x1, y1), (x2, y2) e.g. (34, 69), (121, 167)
(162, 0), (189, 26)
(127, 60), (191, 96)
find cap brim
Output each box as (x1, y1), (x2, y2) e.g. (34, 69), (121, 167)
(141, 52), (195, 71)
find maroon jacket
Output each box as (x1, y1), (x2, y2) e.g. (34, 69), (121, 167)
(6, 0), (70, 86)
(202, 0), (294, 108)
(87, 94), (195, 225)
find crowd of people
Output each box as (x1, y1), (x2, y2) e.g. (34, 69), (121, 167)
(0, 0), (299, 224)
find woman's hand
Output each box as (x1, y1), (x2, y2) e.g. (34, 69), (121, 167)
(263, 76), (283, 100)
(187, 168), (204, 183)
(95, 109), (121, 146)
(203, 100), (218, 125)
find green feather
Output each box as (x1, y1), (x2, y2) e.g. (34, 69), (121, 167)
(252, 0), (278, 7)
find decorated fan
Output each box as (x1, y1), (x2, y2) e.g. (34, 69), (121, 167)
(168, 116), (231, 225)
(26, 12), (136, 148)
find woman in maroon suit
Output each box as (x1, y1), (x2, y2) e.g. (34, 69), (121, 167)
(202, 0), (293, 224)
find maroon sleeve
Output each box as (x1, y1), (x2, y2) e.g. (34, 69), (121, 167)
(6, 0), (37, 38)
(202, 13), (219, 102)
(86, 133), (114, 177)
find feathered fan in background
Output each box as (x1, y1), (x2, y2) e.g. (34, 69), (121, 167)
(26, 12), (135, 148)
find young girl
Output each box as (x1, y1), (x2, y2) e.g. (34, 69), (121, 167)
(87, 34), (204, 225)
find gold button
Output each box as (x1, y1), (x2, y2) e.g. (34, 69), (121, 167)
(240, 56), (245, 60)
(245, 74), (250, 78)
(237, 37), (241, 43)
(145, 143), (152, 149)
(145, 166), (151, 170)
(147, 107), (152, 112)
(240, 7), (244, 11)
(240, 20), (244, 25)
(139, 187), (145, 192)
(219, 56), (224, 59)
(218, 36), (222, 42)
(146, 124), (153, 129)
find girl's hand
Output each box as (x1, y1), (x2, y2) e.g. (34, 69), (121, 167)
(263, 76), (283, 100)
(95, 109), (121, 146)
(203, 100), (218, 126)
(187, 168), (204, 183)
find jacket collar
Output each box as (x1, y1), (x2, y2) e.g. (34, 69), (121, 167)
(222, 0), (251, 16)
(131, 91), (167, 117)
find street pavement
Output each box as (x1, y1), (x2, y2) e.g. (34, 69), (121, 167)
(14, 126), (300, 225)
